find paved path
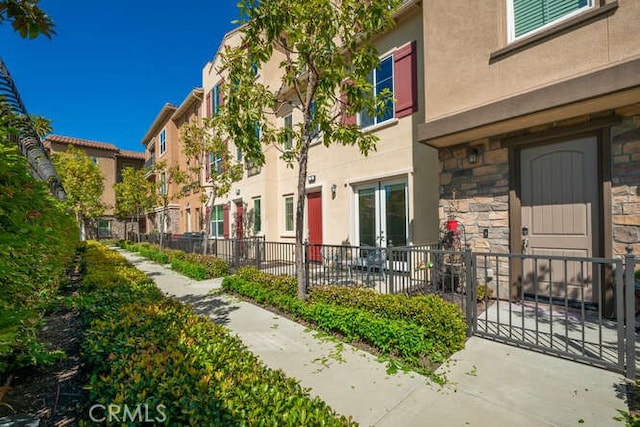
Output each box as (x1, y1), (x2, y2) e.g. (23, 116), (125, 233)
(117, 248), (629, 426)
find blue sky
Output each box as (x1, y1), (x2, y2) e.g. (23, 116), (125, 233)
(1, 0), (240, 153)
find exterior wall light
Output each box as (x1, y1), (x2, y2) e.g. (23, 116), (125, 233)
(331, 184), (337, 197)
(468, 148), (479, 164)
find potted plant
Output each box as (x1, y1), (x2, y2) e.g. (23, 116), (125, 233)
(447, 189), (459, 231)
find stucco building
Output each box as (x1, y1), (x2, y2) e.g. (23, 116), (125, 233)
(44, 134), (145, 239)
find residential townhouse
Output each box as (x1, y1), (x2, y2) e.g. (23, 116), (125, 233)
(44, 134), (145, 239)
(141, 88), (204, 235)
(201, 0), (440, 251)
(417, 0), (640, 313)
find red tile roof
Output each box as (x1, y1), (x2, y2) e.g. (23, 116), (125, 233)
(45, 134), (119, 151)
(118, 150), (145, 160)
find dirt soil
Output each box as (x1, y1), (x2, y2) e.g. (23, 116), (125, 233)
(0, 261), (88, 426)
(0, 309), (88, 426)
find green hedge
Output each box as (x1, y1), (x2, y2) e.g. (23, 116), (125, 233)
(118, 241), (229, 280)
(80, 243), (354, 426)
(307, 286), (467, 357)
(224, 268), (466, 373)
(0, 130), (79, 374)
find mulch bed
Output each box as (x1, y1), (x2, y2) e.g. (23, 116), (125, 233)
(0, 257), (88, 426)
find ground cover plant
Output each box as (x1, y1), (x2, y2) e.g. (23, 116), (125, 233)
(117, 240), (229, 279)
(223, 267), (467, 382)
(80, 243), (354, 425)
(0, 130), (79, 376)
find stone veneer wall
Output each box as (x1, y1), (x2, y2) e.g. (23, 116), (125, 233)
(439, 140), (510, 253)
(611, 115), (640, 257)
(110, 218), (141, 240)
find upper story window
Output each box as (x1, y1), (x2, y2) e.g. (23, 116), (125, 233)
(159, 172), (167, 195)
(283, 114), (293, 150)
(209, 152), (223, 177)
(508, 0), (593, 41)
(359, 56), (394, 128)
(206, 83), (222, 118)
(159, 128), (167, 155)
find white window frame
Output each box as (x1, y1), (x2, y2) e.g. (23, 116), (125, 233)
(283, 114), (293, 150)
(359, 55), (394, 129)
(212, 83), (221, 116)
(210, 205), (224, 238)
(354, 179), (408, 248)
(159, 128), (167, 155)
(284, 195), (294, 233)
(507, 0), (594, 42)
(253, 197), (262, 234)
(159, 172), (167, 196)
(209, 152), (223, 177)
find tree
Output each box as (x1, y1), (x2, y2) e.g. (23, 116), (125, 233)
(180, 118), (243, 254)
(114, 167), (155, 242)
(29, 114), (52, 139)
(219, 0), (401, 299)
(0, 0), (55, 39)
(51, 145), (105, 240)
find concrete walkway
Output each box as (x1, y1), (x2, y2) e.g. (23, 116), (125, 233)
(117, 248), (629, 426)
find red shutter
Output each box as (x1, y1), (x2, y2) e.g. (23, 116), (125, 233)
(393, 40), (417, 118)
(206, 92), (211, 118)
(340, 78), (357, 126)
(223, 204), (230, 238)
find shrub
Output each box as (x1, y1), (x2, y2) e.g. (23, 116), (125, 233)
(223, 274), (465, 370)
(308, 286), (467, 357)
(0, 131), (79, 374)
(81, 243), (353, 425)
(118, 242), (229, 279)
(235, 266), (297, 297)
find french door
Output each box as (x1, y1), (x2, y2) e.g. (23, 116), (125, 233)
(356, 180), (407, 248)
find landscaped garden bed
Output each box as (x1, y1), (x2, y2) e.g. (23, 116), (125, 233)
(223, 266), (467, 383)
(79, 242), (354, 425)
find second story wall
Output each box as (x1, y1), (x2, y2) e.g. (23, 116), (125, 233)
(422, 0), (640, 142)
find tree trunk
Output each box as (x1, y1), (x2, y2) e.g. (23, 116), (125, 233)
(295, 136), (311, 300)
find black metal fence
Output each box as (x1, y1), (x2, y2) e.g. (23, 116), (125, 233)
(138, 234), (638, 378)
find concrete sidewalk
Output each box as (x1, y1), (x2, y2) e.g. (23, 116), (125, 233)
(117, 248), (629, 426)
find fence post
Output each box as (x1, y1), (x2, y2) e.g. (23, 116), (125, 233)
(255, 237), (262, 269)
(304, 240), (310, 290)
(624, 246), (636, 380)
(387, 244), (394, 294)
(464, 244), (475, 337)
(233, 238), (240, 268)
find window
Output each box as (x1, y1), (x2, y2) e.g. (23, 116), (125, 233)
(98, 220), (111, 238)
(211, 83), (222, 116)
(253, 198), (261, 234)
(210, 205), (224, 237)
(359, 56), (394, 128)
(284, 114), (293, 150)
(209, 152), (223, 177)
(91, 157), (98, 165)
(508, 0), (593, 40)
(237, 146), (243, 162)
(159, 128), (167, 155)
(309, 101), (320, 139)
(159, 172), (167, 195)
(356, 181), (407, 247)
(284, 195), (294, 232)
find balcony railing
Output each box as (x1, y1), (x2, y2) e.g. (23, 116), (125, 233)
(144, 155), (155, 172)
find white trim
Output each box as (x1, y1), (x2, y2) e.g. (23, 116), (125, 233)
(507, 0), (594, 42)
(345, 168), (413, 186)
(159, 128), (167, 156)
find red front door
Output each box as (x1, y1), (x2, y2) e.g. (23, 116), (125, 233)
(307, 192), (323, 262)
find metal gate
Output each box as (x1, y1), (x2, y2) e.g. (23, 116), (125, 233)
(467, 248), (637, 379)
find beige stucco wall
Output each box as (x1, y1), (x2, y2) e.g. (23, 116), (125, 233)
(201, 7), (439, 246)
(423, 0), (640, 121)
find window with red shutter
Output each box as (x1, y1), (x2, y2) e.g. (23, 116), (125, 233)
(393, 40), (417, 118)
